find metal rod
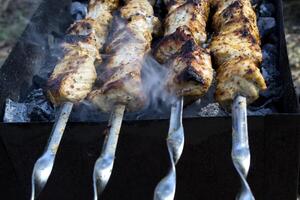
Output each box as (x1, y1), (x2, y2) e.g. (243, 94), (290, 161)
(232, 95), (254, 200)
(30, 102), (73, 200)
(93, 104), (126, 200)
(153, 96), (184, 200)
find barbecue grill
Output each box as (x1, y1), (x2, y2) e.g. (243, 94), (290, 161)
(0, 0), (299, 199)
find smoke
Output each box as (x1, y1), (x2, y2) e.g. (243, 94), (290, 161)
(142, 54), (177, 111)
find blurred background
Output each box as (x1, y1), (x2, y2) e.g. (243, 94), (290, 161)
(0, 0), (299, 96)
(284, 0), (300, 96)
(0, 0), (41, 66)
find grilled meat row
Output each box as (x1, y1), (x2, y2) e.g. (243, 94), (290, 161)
(154, 0), (213, 98)
(47, 0), (267, 112)
(210, 0), (267, 107)
(88, 0), (160, 112)
(47, 0), (119, 105)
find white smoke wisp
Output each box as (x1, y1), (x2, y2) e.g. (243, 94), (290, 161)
(142, 54), (177, 112)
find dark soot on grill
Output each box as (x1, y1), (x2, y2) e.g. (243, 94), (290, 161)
(3, 0), (281, 122)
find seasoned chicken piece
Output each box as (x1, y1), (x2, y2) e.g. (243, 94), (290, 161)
(164, 1), (210, 44)
(163, 0), (187, 12)
(88, 0), (119, 16)
(154, 0), (210, 63)
(210, 30), (262, 66)
(215, 57), (267, 107)
(211, 0), (258, 38)
(165, 41), (213, 97)
(47, 36), (99, 105)
(121, 0), (154, 19)
(47, 0), (119, 105)
(88, 0), (158, 112)
(210, 0), (261, 66)
(154, 28), (192, 63)
(210, 0), (267, 106)
(153, 0), (213, 98)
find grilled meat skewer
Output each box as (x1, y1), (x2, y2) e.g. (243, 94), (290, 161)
(210, 1), (266, 199)
(47, 0), (119, 105)
(153, 0), (213, 199)
(87, 0), (159, 197)
(154, 0), (213, 98)
(31, 1), (119, 199)
(210, 0), (267, 107)
(88, 0), (159, 112)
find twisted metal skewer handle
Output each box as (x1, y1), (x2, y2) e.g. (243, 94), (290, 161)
(154, 97), (184, 200)
(30, 102), (73, 200)
(232, 96), (254, 200)
(93, 104), (125, 200)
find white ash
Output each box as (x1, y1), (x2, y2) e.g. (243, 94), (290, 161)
(3, 99), (29, 122)
(197, 103), (225, 117)
(3, 89), (54, 122)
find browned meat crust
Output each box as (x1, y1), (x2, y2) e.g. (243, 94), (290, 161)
(210, 0), (267, 107)
(47, 0), (119, 105)
(88, 0), (159, 112)
(165, 41), (213, 97)
(153, 0), (213, 98)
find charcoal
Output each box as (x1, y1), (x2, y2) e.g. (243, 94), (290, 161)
(259, 3), (275, 17)
(262, 44), (278, 67)
(258, 17), (276, 38)
(32, 75), (48, 89)
(267, 32), (279, 45)
(70, 2), (87, 21)
(3, 89), (54, 122)
(25, 89), (55, 122)
(260, 44), (282, 98)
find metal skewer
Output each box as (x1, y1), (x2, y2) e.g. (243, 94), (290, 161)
(232, 95), (254, 200)
(153, 96), (184, 200)
(93, 104), (126, 200)
(30, 102), (73, 200)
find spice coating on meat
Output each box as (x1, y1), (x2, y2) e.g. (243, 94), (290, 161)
(210, 0), (267, 107)
(153, 0), (213, 98)
(215, 58), (266, 106)
(154, 0), (210, 63)
(166, 41), (213, 97)
(47, 0), (119, 105)
(88, 0), (159, 112)
(164, 2), (210, 44)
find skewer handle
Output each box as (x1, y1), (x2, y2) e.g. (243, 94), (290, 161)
(31, 102), (73, 200)
(153, 97), (184, 200)
(232, 95), (254, 200)
(93, 104), (125, 200)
